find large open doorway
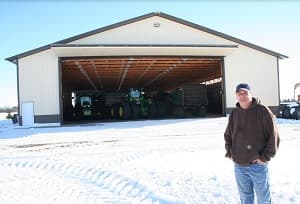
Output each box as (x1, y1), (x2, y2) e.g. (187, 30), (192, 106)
(60, 56), (224, 123)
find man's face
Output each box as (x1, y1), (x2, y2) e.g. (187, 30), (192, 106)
(236, 90), (252, 104)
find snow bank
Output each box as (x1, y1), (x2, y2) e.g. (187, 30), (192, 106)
(0, 117), (299, 203)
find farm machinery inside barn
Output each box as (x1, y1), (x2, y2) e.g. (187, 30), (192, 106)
(68, 83), (209, 121)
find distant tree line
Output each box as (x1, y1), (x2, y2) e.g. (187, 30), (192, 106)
(0, 106), (18, 113)
(0, 106), (18, 119)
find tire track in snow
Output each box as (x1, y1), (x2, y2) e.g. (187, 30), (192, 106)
(103, 151), (146, 168)
(0, 160), (183, 204)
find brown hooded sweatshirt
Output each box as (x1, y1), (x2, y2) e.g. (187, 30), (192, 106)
(224, 97), (279, 165)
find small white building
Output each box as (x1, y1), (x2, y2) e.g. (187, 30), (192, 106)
(6, 12), (287, 126)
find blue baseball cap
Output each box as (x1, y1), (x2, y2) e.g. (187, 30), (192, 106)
(236, 83), (250, 92)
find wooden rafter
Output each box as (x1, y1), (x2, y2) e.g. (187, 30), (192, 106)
(116, 58), (133, 93)
(75, 61), (98, 91)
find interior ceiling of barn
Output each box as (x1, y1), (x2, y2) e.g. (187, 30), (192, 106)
(61, 57), (222, 93)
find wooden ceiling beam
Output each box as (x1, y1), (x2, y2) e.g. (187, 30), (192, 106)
(75, 61), (98, 91)
(143, 59), (187, 88)
(116, 58), (133, 93)
(90, 60), (103, 90)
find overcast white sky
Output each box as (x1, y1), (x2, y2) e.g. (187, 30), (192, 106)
(1, 1), (300, 107)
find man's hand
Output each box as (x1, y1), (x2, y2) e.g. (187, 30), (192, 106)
(252, 158), (265, 165)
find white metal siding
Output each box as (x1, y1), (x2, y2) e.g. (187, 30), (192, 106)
(224, 45), (279, 108)
(70, 16), (234, 46)
(18, 50), (59, 116)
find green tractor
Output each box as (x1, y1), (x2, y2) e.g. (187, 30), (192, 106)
(111, 88), (156, 120)
(72, 91), (105, 120)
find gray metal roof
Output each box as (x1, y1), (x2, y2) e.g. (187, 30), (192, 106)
(6, 12), (288, 63)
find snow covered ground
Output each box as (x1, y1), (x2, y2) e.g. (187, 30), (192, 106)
(0, 114), (300, 204)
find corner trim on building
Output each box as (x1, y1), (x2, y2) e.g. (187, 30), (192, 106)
(16, 59), (21, 126)
(221, 57), (226, 116)
(276, 57), (281, 104)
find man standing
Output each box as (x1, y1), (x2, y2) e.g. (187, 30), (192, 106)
(224, 83), (279, 204)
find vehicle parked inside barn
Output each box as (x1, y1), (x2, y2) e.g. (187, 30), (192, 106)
(71, 83), (209, 121)
(72, 91), (106, 120)
(172, 83), (208, 117)
(110, 88), (156, 120)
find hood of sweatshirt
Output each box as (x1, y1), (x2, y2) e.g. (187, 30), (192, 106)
(236, 97), (261, 111)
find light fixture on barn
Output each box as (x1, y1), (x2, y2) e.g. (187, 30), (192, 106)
(154, 22), (160, 28)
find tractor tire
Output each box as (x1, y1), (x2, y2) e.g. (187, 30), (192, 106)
(163, 94), (173, 116)
(119, 102), (131, 120)
(297, 110), (300, 120)
(282, 107), (290, 119)
(131, 103), (140, 119)
(198, 106), (207, 117)
(111, 103), (119, 119)
(172, 106), (184, 118)
(156, 101), (166, 118)
(149, 103), (157, 118)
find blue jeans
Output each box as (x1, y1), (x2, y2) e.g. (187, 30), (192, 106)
(234, 163), (272, 204)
